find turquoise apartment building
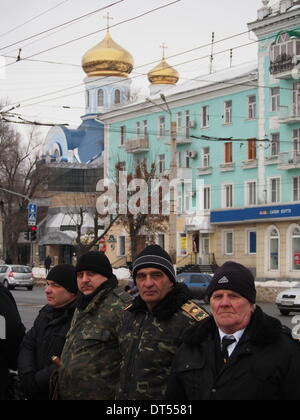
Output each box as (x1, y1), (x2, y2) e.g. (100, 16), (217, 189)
(100, 0), (300, 281)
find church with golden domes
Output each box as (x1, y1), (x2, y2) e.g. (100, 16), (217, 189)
(43, 25), (179, 164)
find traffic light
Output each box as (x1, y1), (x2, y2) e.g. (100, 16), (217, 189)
(24, 230), (30, 241)
(30, 226), (37, 242)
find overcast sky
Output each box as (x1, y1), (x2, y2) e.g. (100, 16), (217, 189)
(0, 0), (266, 139)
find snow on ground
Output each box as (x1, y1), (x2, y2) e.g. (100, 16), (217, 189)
(255, 281), (299, 288)
(33, 266), (132, 280)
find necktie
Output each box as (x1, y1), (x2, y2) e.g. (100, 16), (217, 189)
(221, 335), (236, 364)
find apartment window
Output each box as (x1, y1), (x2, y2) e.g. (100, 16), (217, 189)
(248, 139), (257, 160)
(269, 228), (279, 271)
(270, 87), (280, 112)
(114, 89), (121, 105)
(157, 234), (165, 249)
(185, 110), (190, 138)
(136, 122), (141, 138)
(270, 177), (280, 203)
(201, 106), (209, 128)
(225, 231), (233, 255)
(225, 142), (233, 163)
(98, 89), (104, 107)
(247, 181), (257, 206)
(293, 129), (300, 154)
(293, 83), (300, 117)
(204, 186), (211, 210)
(158, 154), (165, 174)
(270, 133), (280, 156)
(118, 236), (126, 256)
(143, 120), (148, 136)
(224, 100), (232, 124)
(185, 151), (191, 169)
(176, 112), (183, 131)
(159, 116), (166, 137)
(223, 184), (233, 208)
(120, 126), (126, 146)
(202, 147), (210, 168)
(248, 231), (257, 255)
(293, 177), (300, 201)
(248, 95), (256, 119)
(86, 91), (90, 108)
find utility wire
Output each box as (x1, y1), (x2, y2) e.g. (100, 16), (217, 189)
(0, 0), (126, 52)
(0, 0), (70, 40)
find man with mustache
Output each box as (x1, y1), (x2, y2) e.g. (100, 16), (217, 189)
(58, 251), (132, 400)
(168, 261), (300, 400)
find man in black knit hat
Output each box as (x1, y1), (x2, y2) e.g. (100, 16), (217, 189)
(58, 251), (132, 400)
(117, 244), (208, 400)
(168, 261), (300, 400)
(18, 264), (78, 400)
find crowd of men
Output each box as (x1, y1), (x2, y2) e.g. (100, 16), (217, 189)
(1, 244), (300, 400)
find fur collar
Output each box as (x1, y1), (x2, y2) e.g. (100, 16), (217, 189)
(129, 283), (192, 321)
(184, 306), (284, 346)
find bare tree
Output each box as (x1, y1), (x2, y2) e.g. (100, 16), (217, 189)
(0, 119), (46, 262)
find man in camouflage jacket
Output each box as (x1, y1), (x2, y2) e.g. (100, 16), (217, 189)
(58, 252), (132, 400)
(117, 245), (209, 400)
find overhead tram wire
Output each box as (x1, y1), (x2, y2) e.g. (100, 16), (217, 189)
(0, 0), (70, 40)
(0, 0), (127, 52)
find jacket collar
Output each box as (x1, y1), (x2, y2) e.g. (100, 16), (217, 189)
(184, 306), (283, 347)
(129, 283), (192, 321)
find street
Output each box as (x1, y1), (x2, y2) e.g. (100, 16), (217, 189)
(12, 286), (297, 332)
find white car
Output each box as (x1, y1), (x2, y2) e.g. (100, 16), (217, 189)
(276, 283), (300, 315)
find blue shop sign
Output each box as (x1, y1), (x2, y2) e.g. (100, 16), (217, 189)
(211, 204), (300, 224)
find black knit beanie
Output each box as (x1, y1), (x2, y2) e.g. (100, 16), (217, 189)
(132, 245), (176, 284)
(76, 251), (113, 279)
(206, 261), (256, 304)
(46, 264), (78, 295)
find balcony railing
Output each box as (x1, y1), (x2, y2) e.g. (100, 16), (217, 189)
(278, 151), (300, 169)
(125, 136), (149, 153)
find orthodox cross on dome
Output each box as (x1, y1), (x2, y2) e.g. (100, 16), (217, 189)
(160, 42), (168, 59)
(104, 12), (113, 31)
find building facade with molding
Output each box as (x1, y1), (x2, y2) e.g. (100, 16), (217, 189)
(101, 0), (300, 280)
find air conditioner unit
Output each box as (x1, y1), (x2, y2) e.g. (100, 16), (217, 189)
(188, 120), (196, 129)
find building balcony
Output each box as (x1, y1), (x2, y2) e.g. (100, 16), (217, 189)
(269, 57), (298, 79)
(278, 151), (300, 170)
(124, 136), (149, 154)
(278, 103), (300, 124)
(177, 168), (193, 180)
(197, 165), (212, 176)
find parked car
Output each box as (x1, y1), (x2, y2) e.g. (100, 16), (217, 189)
(0, 265), (34, 291)
(176, 272), (213, 300)
(276, 283), (300, 315)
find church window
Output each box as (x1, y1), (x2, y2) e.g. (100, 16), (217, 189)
(98, 89), (104, 107)
(114, 89), (121, 105)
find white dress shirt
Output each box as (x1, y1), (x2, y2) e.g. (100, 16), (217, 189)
(218, 328), (245, 357)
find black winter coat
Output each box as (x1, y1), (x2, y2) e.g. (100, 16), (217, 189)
(18, 300), (77, 400)
(167, 306), (300, 400)
(0, 284), (25, 400)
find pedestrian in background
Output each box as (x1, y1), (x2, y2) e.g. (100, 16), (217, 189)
(168, 261), (300, 400)
(44, 256), (52, 275)
(0, 284), (25, 400)
(18, 264), (78, 400)
(117, 245), (209, 400)
(58, 251), (132, 400)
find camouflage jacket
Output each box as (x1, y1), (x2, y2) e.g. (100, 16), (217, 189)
(58, 278), (132, 400)
(116, 283), (209, 400)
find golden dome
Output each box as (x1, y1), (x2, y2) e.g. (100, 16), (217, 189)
(148, 56), (179, 85)
(82, 31), (134, 78)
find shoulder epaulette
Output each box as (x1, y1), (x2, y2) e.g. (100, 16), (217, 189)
(124, 304), (133, 311)
(181, 300), (209, 322)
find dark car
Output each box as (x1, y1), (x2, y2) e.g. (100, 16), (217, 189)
(176, 272), (213, 300)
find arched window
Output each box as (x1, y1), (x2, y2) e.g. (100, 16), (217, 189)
(86, 91), (90, 108)
(292, 226), (300, 270)
(98, 89), (104, 107)
(114, 89), (121, 105)
(269, 228), (279, 270)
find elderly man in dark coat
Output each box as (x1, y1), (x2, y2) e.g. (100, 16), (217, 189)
(168, 261), (300, 400)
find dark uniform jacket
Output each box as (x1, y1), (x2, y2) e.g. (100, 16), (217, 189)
(18, 300), (77, 400)
(59, 277), (132, 400)
(117, 283), (209, 400)
(0, 284), (25, 400)
(167, 306), (300, 400)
